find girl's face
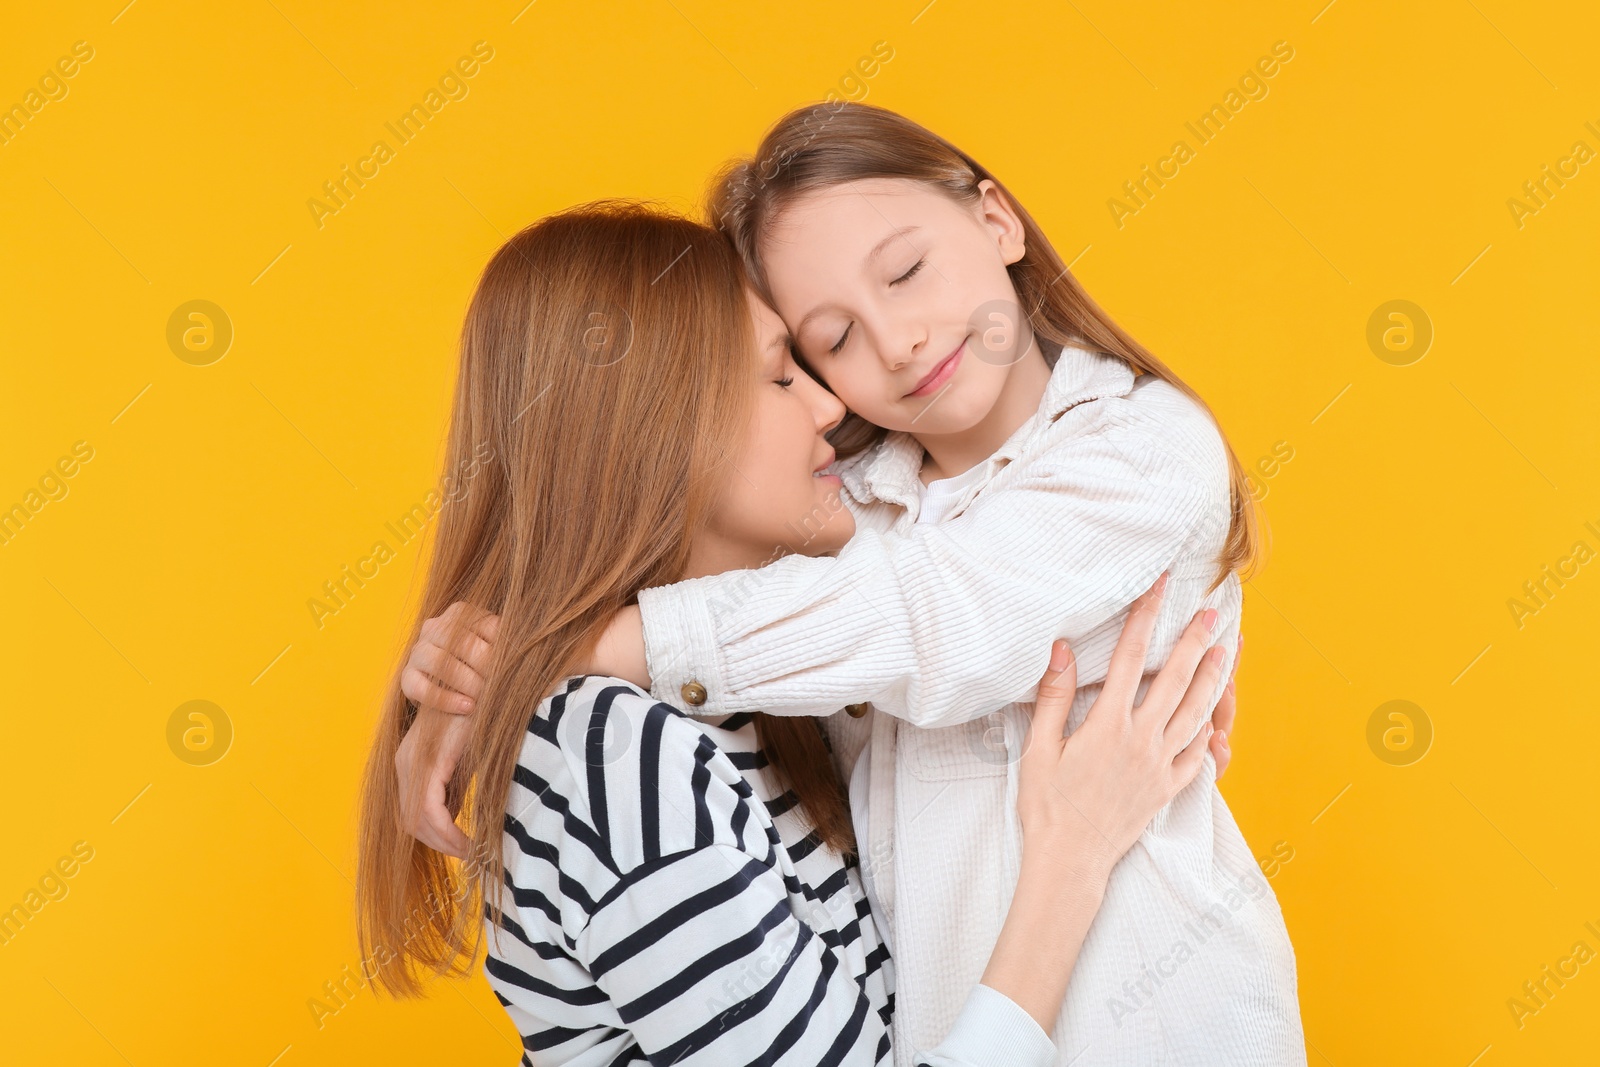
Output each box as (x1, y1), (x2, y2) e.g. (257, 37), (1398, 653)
(698, 293), (856, 567)
(760, 178), (1034, 438)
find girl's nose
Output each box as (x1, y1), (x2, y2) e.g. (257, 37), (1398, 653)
(874, 314), (924, 373)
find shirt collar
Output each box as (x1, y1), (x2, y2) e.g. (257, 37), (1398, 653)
(837, 342), (1137, 509)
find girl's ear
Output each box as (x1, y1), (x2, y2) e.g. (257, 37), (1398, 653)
(976, 179), (1028, 266)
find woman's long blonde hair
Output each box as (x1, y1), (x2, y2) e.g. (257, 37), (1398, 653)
(356, 201), (854, 998)
(708, 102), (1263, 587)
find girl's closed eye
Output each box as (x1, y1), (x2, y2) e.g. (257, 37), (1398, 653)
(824, 258), (926, 356)
(775, 375), (795, 388)
(892, 257), (925, 285)
(828, 324), (852, 356)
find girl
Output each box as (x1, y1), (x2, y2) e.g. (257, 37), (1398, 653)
(401, 103), (1302, 1064)
(356, 203), (1232, 1066)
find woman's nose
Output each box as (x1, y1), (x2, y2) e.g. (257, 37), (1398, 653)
(815, 386), (846, 436)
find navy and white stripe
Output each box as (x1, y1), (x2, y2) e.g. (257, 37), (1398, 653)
(483, 674), (897, 1066)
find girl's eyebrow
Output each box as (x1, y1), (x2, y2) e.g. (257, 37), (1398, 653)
(867, 225), (922, 262)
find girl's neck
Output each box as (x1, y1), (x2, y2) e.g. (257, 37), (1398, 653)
(916, 342), (1052, 484)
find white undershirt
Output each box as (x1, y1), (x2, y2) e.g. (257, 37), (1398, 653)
(915, 461), (989, 525)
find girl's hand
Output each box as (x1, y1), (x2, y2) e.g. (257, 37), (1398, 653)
(399, 602), (499, 714)
(395, 602), (495, 856)
(1017, 573), (1226, 877)
(395, 708), (472, 858)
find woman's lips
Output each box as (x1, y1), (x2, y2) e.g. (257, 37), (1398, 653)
(906, 341), (964, 398)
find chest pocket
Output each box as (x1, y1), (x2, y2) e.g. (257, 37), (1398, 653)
(904, 709), (1020, 782)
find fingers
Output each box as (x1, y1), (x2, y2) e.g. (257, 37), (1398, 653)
(1171, 718), (1214, 792)
(1210, 661), (1236, 777)
(1136, 606), (1217, 730)
(419, 604), (499, 673)
(1210, 724), (1232, 779)
(1026, 640), (1077, 756)
(1162, 644), (1226, 753)
(475, 612), (501, 643)
(397, 712), (473, 857)
(401, 666), (475, 714)
(407, 603), (499, 714)
(419, 797), (471, 858)
(432, 600), (499, 642)
(1211, 672), (1238, 738)
(1102, 572), (1169, 711)
(414, 642), (487, 704)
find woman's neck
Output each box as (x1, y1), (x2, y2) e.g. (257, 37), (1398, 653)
(915, 342), (1052, 484)
(681, 538), (782, 583)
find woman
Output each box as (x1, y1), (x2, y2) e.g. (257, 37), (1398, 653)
(356, 202), (1231, 1064)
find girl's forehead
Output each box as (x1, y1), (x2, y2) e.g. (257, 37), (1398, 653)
(765, 181), (966, 248)
(778, 177), (935, 216)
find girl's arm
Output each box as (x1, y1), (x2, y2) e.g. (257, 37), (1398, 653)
(394, 592), (1243, 861)
(629, 393), (1228, 726)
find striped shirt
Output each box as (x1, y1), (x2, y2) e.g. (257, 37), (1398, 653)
(483, 674), (1056, 1066)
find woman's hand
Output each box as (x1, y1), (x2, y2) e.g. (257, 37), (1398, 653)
(981, 573), (1229, 1031)
(399, 602), (499, 714)
(1017, 572), (1226, 879)
(1211, 632), (1241, 778)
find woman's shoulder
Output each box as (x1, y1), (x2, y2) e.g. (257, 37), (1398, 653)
(519, 674), (698, 790)
(515, 675), (761, 875)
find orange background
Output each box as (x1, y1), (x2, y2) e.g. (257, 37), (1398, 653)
(2, 1), (1597, 1063)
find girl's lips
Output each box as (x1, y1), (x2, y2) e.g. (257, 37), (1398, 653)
(906, 341), (964, 398)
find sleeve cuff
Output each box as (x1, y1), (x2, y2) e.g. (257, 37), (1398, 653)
(916, 983), (1056, 1067)
(636, 577), (727, 715)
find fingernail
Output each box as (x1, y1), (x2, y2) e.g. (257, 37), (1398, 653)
(1209, 646), (1225, 666)
(1157, 571), (1170, 594)
(1201, 608), (1218, 633)
(1216, 729), (1228, 748)
(1049, 640), (1073, 671)
(458, 697), (474, 712)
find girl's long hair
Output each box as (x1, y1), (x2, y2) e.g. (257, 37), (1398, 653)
(708, 102), (1263, 587)
(356, 201), (854, 998)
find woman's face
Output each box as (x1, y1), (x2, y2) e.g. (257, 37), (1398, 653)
(698, 292), (856, 566)
(759, 177), (1034, 438)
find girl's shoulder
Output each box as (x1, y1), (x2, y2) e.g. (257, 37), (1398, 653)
(1007, 368), (1231, 521)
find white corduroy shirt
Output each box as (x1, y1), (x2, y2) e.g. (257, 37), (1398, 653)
(638, 343), (1305, 1065)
